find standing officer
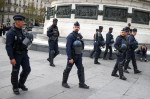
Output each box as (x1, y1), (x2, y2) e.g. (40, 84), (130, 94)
(103, 27), (114, 60)
(125, 23), (131, 33)
(62, 21), (89, 89)
(6, 15), (33, 95)
(94, 26), (105, 64)
(90, 29), (99, 58)
(124, 28), (142, 74)
(111, 29), (127, 80)
(47, 18), (59, 67)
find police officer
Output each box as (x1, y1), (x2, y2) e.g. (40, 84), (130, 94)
(129, 29), (132, 34)
(90, 29), (99, 58)
(47, 18), (59, 67)
(111, 29), (127, 80)
(124, 28), (142, 74)
(103, 27), (114, 60)
(62, 21), (89, 89)
(6, 15), (33, 95)
(125, 23), (131, 33)
(94, 26), (105, 64)
(123, 28), (132, 72)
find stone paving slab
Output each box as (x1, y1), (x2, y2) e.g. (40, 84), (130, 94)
(0, 37), (150, 99)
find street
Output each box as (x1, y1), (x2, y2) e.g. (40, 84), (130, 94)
(0, 37), (150, 99)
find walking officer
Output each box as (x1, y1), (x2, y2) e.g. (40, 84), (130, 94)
(94, 26), (105, 64)
(111, 29), (127, 80)
(47, 18), (59, 67)
(103, 27), (114, 60)
(62, 21), (89, 89)
(6, 15), (33, 95)
(124, 28), (142, 74)
(90, 29), (99, 58)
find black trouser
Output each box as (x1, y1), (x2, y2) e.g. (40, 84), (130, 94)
(63, 54), (85, 84)
(11, 52), (31, 88)
(103, 44), (112, 58)
(112, 54), (125, 77)
(124, 50), (138, 71)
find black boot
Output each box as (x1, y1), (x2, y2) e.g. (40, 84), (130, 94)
(11, 69), (20, 95)
(103, 57), (107, 60)
(127, 66), (131, 69)
(62, 67), (72, 88)
(118, 62), (127, 80)
(94, 58), (100, 64)
(132, 60), (142, 74)
(18, 69), (31, 91)
(109, 57), (113, 60)
(12, 88), (20, 95)
(78, 67), (89, 89)
(49, 50), (55, 67)
(134, 70), (142, 74)
(90, 50), (95, 58)
(111, 70), (119, 77)
(124, 70), (129, 73)
(111, 63), (119, 77)
(124, 59), (130, 73)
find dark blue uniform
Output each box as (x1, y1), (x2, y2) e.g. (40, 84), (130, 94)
(94, 30), (105, 64)
(6, 26), (31, 93)
(47, 24), (59, 66)
(124, 34), (141, 73)
(112, 35), (127, 80)
(62, 28), (89, 89)
(103, 32), (114, 59)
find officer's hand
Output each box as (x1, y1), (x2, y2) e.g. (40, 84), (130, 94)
(10, 59), (16, 66)
(102, 46), (105, 48)
(109, 44), (111, 47)
(69, 59), (74, 64)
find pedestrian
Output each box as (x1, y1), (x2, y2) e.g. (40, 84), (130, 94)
(62, 21), (89, 89)
(47, 18), (59, 67)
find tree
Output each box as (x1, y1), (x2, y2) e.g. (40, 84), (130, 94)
(23, 2), (38, 26)
(37, 7), (46, 24)
(0, 0), (6, 10)
(0, 0), (6, 24)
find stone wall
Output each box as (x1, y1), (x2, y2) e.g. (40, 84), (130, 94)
(44, 0), (150, 44)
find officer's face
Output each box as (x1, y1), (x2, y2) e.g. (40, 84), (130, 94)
(129, 31), (132, 34)
(133, 32), (137, 36)
(16, 20), (25, 28)
(124, 31), (127, 36)
(121, 31), (126, 36)
(110, 30), (113, 33)
(53, 21), (57, 26)
(99, 29), (103, 32)
(73, 26), (80, 32)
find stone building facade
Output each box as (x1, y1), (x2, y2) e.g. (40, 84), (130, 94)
(0, 0), (45, 25)
(44, 0), (150, 44)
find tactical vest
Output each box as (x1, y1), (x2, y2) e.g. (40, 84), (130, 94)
(12, 27), (27, 54)
(119, 35), (127, 52)
(71, 32), (84, 55)
(48, 26), (59, 41)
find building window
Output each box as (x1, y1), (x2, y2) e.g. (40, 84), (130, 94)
(14, 0), (17, 5)
(19, 0), (21, 6)
(14, 8), (16, 13)
(19, 8), (21, 13)
(8, 7), (10, 12)
(8, 0), (11, 4)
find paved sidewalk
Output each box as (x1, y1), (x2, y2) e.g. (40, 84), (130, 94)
(0, 37), (150, 99)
